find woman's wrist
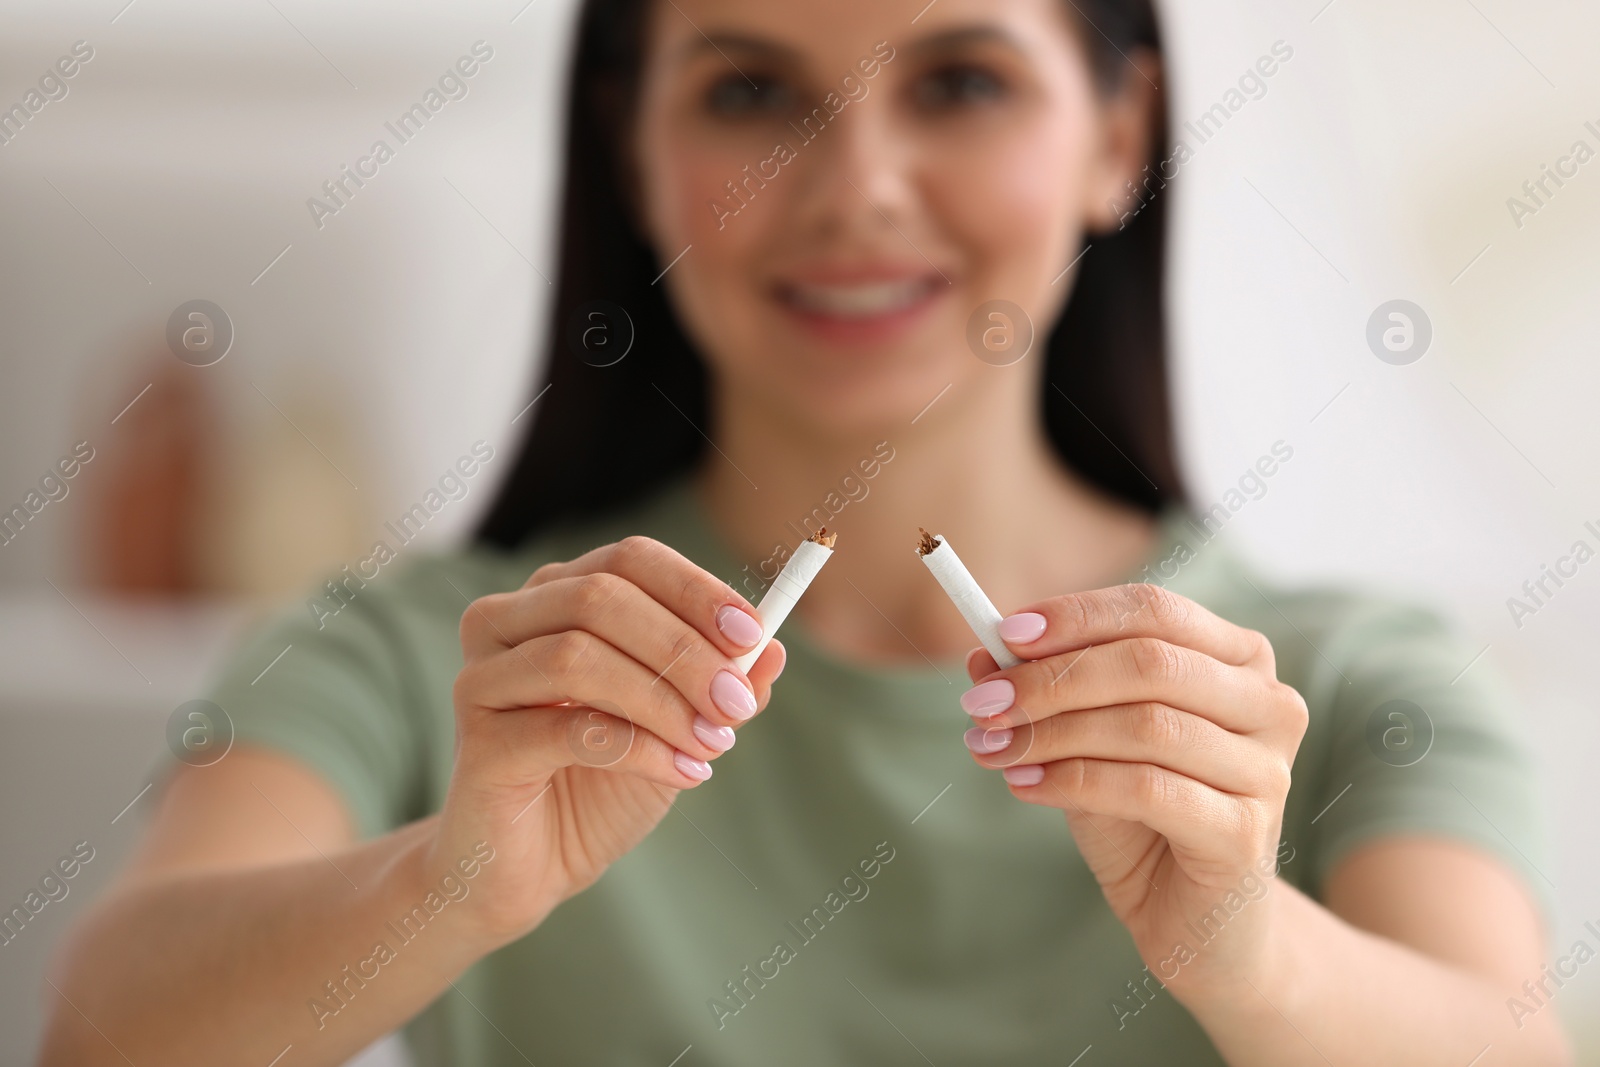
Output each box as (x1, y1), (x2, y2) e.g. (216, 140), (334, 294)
(378, 826), (510, 966)
(1167, 881), (1307, 1033)
(411, 821), (565, 958)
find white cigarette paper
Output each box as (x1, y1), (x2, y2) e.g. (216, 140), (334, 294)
(916, 530), (1022, 669)
(733, 531), (836, 673)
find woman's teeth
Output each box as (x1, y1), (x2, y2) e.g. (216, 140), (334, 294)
(786, 278), (931, 318)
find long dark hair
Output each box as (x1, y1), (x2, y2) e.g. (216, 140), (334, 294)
(477, 0), (1182, 550)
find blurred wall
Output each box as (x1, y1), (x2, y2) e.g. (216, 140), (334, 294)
(0, 0), (572, 594)
(1, 0), (1597, 1061)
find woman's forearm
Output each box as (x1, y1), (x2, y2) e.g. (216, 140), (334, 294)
(39, 817), (507, 1067)
(1179, 883), (1574, 1067)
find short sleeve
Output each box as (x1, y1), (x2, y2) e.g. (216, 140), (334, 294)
(156, 586), (432, 840)
(1302, 598), (1556, 925)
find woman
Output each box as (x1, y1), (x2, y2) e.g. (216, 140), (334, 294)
(43, 0), (1571, 1063)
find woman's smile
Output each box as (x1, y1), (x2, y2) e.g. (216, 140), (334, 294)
(772, 264), (952, 346)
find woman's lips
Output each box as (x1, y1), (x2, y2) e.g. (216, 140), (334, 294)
(773, 275), (948, 344)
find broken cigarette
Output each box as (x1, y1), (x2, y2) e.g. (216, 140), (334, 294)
(916, 529), (1022, 669)
(732, 529), (837, 673)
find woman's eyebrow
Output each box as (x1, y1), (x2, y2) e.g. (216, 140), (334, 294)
(675, 22), (1024, 67)
(676, 33), (800, 65)
(906, 24), (1026, 58)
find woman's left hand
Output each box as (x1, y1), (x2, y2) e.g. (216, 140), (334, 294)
(960, 583), (1309, 999)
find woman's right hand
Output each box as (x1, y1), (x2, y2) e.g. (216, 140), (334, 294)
(432, 536), (783, 949)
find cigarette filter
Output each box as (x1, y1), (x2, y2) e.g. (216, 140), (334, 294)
(916, 529), (1022, 669)
(732, 530), (836, 673)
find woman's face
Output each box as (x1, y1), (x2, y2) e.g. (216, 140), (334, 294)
(632, 0), (1151, 435)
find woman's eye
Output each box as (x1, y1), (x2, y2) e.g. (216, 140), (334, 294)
(705, 75), (795, 118)
(913, 65), (1006, 110)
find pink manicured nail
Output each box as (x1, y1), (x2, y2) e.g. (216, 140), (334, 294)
(964, 725), (1013, 754)
(693, 714), (736, 753)
(998, 612), (1048, 644)
(716, 605), (764, 649)
(960, 679), (1015, 718)
(674, 752), (713, 781)
(1003, 765), (1045, 787)
(710, 669), (757, 721)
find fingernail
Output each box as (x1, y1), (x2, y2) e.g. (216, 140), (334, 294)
(693, 714), (737, 753)
(960, 678), (1015, 718)
(964, 725), (1013, 754)
(717, 605), (764, 649)
(1003, 765), (1045, 787)
(999, 612), (1047, 644)
(711, 669), (758, 721)
(675, 752), (713, 781)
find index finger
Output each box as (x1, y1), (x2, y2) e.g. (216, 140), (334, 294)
(522, 535), (764, 658)
(994, 583), (1272, 671)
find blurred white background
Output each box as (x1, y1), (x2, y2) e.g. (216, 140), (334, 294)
(1, 0), (1597, 1063)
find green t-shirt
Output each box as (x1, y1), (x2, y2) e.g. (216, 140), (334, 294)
(190, 476), (1553, 1065)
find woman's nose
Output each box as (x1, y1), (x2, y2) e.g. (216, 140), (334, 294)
(784, 95), (918, 242)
